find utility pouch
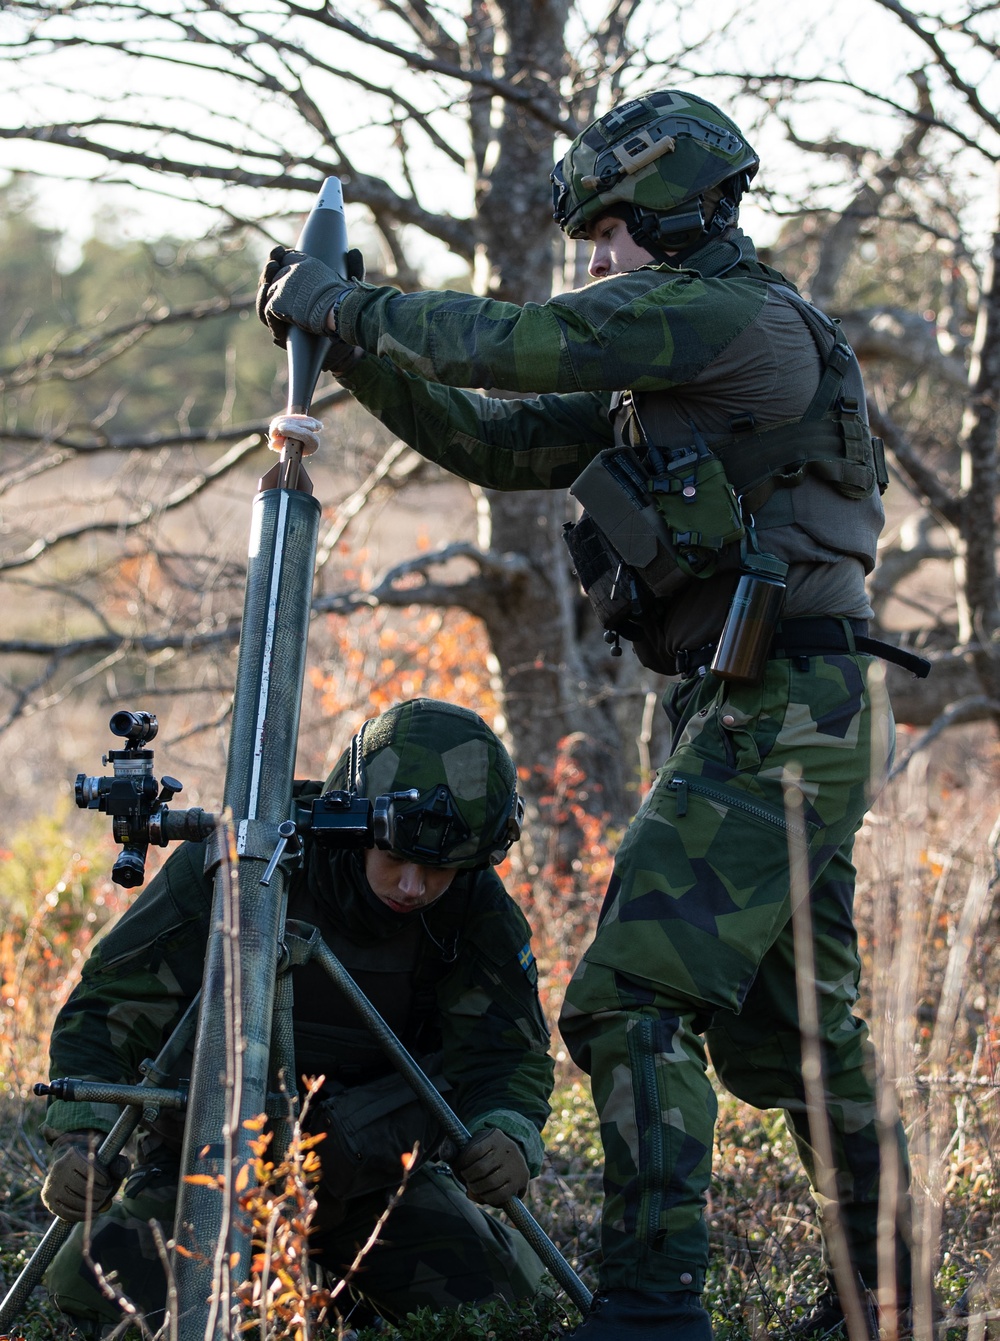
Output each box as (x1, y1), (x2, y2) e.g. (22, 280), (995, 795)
(565, 435), (746, 674)
(561, 512), (644, 635)
(570, 445), (705, 596)
(644, 440), (746, 576)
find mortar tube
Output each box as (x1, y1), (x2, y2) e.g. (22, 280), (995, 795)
(171, 485), (320, 1341)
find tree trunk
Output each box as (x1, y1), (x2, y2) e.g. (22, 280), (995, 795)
(957, 185), (1000, 719)
(463, 0), (635, 845)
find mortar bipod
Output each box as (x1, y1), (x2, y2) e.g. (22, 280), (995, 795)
(280, 920), (594, 1317)
(0, 995), (202, 1335)
(3, 917), (592, 1338)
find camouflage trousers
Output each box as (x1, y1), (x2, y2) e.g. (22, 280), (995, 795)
(559, 650), (911, 1296)
(45, 1154), (544, 1326)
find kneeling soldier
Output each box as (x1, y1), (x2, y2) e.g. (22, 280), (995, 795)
(41, 698), (553, 1332)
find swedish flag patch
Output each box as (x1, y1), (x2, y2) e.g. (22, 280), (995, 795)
(518, 942), (535, 973)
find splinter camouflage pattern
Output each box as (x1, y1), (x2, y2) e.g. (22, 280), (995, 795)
(559, 655), (910, 1293)
(43, 704), (552, 1324)
(270, 165), (909, 1308)
(336, 233), (772, 418)
(327, 698), (521, 868)
(551, 89), (759, 240)
(46, 1157), (544, 1325)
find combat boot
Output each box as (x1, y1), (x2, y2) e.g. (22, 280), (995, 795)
(570, 1287), (713, 1340)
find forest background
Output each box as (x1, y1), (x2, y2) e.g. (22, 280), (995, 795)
(0, 0), (998, 1335)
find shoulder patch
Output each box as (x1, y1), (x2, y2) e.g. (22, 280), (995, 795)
(518, 941), (535, 973)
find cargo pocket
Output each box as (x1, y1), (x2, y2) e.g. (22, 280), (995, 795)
(584, 769), (819, 1013)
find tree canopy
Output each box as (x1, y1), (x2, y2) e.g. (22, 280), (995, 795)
(1, 0), (999, 851)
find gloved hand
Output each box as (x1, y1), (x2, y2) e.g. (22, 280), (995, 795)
(41, 1131), (131, 1222)
(256, 245), (365, 347)
(454, 1127), (529, 1207)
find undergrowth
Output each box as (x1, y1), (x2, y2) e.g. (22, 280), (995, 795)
(1, 737), (998, 1339)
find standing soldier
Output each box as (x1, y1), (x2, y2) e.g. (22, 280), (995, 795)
(41, 699), (552, 1334)
(257, 88), (924, 1339)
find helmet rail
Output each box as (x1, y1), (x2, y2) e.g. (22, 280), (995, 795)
(552, 89), (759, 253)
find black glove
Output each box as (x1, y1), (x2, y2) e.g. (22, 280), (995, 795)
(256, 245), (365, 348)
(41, 1131), (131, 1222)
(454, 1127), (529, 1207)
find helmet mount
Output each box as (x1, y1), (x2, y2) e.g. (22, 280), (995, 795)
(325, 698), (523, 869)
(552, 89), (759, 258)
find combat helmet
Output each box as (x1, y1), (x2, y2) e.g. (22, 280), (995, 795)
(325, 698), (523, 869)
(551, 88), (758, 257)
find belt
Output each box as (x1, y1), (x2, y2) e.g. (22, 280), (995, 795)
(675, 617), (931, 678)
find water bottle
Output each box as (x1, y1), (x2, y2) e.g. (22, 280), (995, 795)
(711, 553), (787, 684)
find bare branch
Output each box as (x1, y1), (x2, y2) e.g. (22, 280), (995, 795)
(0, 295), (256, 390)
(315, 439), (423, 570)
(282, 2), (569, 132)
(871, 0), (1000, 139)
(0, 448), (76, 496)
(870, 511), (956, 613)
(807, 70), (935, 307)
(0, 644), (129, 735)
(956, 204), (1000, 656)
(314, 540), (532, 620)
(841, 306), (969, 389)
(373, 538), (533, 587)
(0, 436), (264, 573)
(0, 387), (351, 455)
(889, 693), (1000, 778)
(0, 623), (240, 661)
(712, 70), (995, 159)
(0, 124), (476, 255)
(868, 404), (962, 526)
(375, 0), (462, 65)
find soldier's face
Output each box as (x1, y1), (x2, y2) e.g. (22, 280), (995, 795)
(587, 213), (656, 278)
(364, 847), (456, 914)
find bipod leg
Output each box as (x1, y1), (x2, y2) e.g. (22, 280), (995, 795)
(0, 993), (202, 1335)
(285, 923), (593, 1316)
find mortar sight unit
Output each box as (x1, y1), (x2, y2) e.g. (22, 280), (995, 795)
(75, 709), (423, 888)
(75, 710), (216, 888)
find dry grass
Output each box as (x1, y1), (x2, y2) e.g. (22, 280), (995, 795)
(527, 726), (1000, 1338)
(1, 732), (998, 1340)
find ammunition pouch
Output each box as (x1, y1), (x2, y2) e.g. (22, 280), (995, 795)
(561, 511), (649, 645)
(563, 440), (745, 672)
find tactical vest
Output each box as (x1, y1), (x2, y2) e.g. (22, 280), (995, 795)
(562, 269), (888, 673)
(288, 866), (461, 1086)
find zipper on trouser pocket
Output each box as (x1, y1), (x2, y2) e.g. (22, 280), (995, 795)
(665, 774), (800, 836)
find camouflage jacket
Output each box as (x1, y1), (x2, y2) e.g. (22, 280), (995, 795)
(334, 228), (881, 655)
(45, 830), (553, 1172)
(335, 229), (784, 489)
